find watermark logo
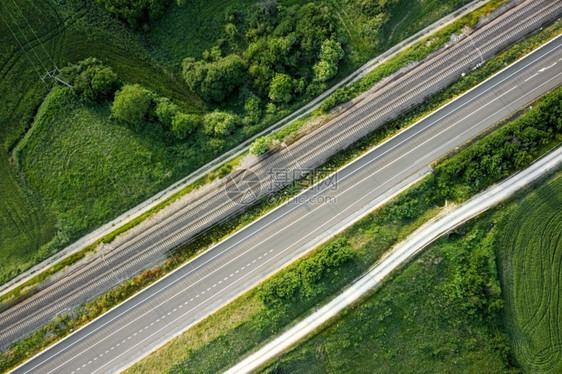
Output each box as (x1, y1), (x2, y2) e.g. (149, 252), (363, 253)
(225, 169), (261, 205)
(225, 167), (339, 205)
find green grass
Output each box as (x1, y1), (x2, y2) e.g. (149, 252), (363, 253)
(0, 0), (200, 284)
(497, 174), (562, 374)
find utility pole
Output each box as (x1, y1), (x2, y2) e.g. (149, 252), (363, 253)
(42, 67), (73, 89)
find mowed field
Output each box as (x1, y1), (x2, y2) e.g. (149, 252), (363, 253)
(498, 172), (562, 374)
(0, 0), (471, 284)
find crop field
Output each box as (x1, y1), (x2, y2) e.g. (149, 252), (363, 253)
(0, 0), (471, 284)
(497, 173), (562, 374)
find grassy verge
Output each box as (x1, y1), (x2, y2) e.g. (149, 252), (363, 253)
(262, 164), (562, 374)
(123, 86), (562, 373)
(2, 15), (560, 371)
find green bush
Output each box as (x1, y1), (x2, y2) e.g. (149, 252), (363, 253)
(182, 54), (246, 103)
(155, 97), (180, 129)
(313, 39), (345, 82)
(171, 113), (201, 139)
(269, 73), (294, 103)
(61, 58), (121, 104)
(203, 111), (241, 136)
(249, 136), (270, 155)
(112, 84), (154, 127)
(96, 0), (171, 28)
(258, 237), (354, 304)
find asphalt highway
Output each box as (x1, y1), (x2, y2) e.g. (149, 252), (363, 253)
(1, 0), (559, 350)
(225, 145), (562, 374)
(9, 15), (562, 374)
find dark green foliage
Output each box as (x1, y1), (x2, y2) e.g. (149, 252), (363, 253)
(111, 84), (154, 127)
(203, 111), (241, 136)
(155, 98), (180, 129)
(96, 0), (171, 28)
(268, 73), (294, 103)
(182, 54), (247, 103)
(435, 87), (562, 200)
(243, 95), (263, 125)
(171, 113), (201, 139)
(258, 238), (354, 304)
(294, 3), (338, 62)
(61, 58), (121, 104)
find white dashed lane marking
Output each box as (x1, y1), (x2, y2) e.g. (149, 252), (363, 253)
(77, 248), (278, 371)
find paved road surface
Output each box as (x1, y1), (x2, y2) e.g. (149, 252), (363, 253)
(10, 20), (562, 374)
(225, 145), (562, 374)
(2, 0), (559, 349)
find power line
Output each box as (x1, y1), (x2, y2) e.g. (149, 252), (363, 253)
(0, 10), (46, 84)
(9, 0), (73, 88)
(3, 3), (51, 73)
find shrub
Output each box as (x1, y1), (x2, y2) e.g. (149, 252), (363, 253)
(203, 111), (241, 136)
(96, 0), (171, 28)
(313, 39), (345, 82)
(243, 95), (263, 125)
(155, 98), (180, 129)
(249, 136), (270, 155)
(171, 113), (201, 139)
(111, 84), (154, 127)
(61, 58), (121, 104)
(269, 73), (294, 103)
(182, 54), (247, 103)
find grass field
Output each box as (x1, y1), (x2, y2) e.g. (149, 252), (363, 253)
(0, 0), (473, 285)
(497, 173), (562, 374)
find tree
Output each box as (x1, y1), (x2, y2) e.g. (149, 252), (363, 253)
(313, 39), (344, 82)
(203, 111), (241, 136)
(155, 97), (180, 128)
(249, 136), (270, 155)
(112, 84), (153, 126)
(62, 58), (121, 103)
(182, 53), (246, 102)
(171, 113), (200, 139)
(96, 0), (171, 28)
(313, 60), (337, 82)
(89, 67), (120, 101)
(269, 73), (293, 103)
(318, 39), (345, 63)
(243, 95), (262, 125)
